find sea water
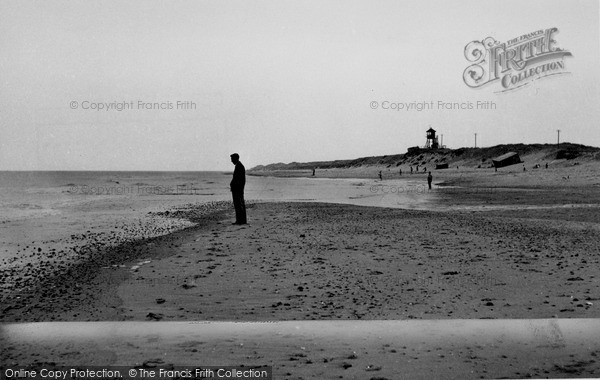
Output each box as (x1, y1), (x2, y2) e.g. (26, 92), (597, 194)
(0, 171), (437, 222)
(0, 171), (437, 262)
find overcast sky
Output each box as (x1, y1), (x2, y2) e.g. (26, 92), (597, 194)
(1, 0), (598, 170)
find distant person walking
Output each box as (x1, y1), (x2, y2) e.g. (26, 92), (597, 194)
(230, 153), (246, 225)
(427, 171), (433, 190)
(378, 171), (382, 180)
(312, 168), (315, 176)
(399, 168), (402, 176)
(410, 166), (413, 174)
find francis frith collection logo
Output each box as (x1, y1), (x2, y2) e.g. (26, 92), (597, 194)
(463, 28), (572, 92)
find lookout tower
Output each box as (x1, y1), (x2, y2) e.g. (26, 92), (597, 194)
(426, 127), (439, 149)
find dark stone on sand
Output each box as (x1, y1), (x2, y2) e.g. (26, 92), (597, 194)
(141, 358), (165, 368)
(156, 298), (166, 304)
(146, 312), (164, 320)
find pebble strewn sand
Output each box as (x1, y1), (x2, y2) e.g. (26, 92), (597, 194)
(0, 201), (233, 321)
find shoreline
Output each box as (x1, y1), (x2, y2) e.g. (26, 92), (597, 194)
(3, 158), (600, 323)
(2, 185), (600, 377)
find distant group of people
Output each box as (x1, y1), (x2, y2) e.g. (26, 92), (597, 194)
(519, 162), (552, 172)
(405, 165), (428, 174)
(377, 165), (431, 178)
(378, 167), (433, 190)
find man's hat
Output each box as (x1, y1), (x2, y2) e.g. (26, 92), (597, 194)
(230, 153), (240, 160)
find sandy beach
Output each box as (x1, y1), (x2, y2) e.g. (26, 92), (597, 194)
(2, 162), (600, 378)
(3, 0), (600, 376)
(116, 200), (599, 322)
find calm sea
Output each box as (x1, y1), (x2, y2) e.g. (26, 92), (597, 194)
(0, 171), (232, 222)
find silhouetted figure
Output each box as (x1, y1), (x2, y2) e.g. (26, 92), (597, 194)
(523, 165), (526, 172)
(423, 166), (427, 173)
(312, 168), (315, 176)
(416, 165), (419, 172)
(230, 153), (246, 225)
(399, 168), (402, 176)
(378, 171), (382, 180)
(545, 163), (548, 169)
(410, 166), (413, 174)
(427, 171), (433, 190)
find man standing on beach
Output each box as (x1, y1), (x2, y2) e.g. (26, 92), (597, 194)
(427, 171), (433, 190)
(230, 153), (246, 225)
